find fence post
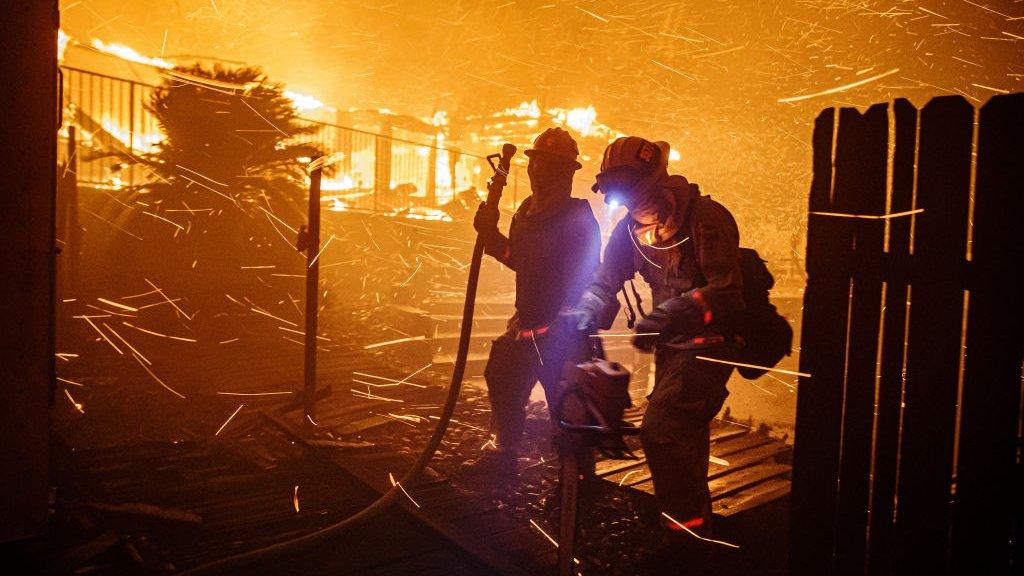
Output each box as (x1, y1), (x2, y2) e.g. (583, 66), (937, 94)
(60, 125), (80, 297)
(427, 136), (437, 206)
(791, 107), (848, 575)
(0, 0), (57, 540)
(128, 81), (135, 186)
(303, 167), (322, 425)
(374, 123), (393, 211)
(894, 96), (973, 573)
(449, 148), (460, 201)
(867, 98), (918, 575)
(833, 103), (889, 575)
(951, 93), (1024, 574)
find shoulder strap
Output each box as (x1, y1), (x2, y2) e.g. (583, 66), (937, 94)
(680, 193), (705, 274)
(682, 191), (706, 239)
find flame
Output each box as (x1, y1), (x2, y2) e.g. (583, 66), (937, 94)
(498, 100), (541, 119)
(100, 117), (163, 153)
(434, 133), (453, 203)
(321, 174), (356, 191)
(430, 111), (449, 127)
(58, 30), (70, 61)
(90, 38), (173, 69)
(545, 104), (621, 142)
(669, 149), (681, 162)
(284, 90), (324, 112)
(401, 207), (452, 222)
(562, 106), (597, 137)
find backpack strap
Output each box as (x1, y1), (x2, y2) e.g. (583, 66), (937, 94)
(628, 279), (646, 318)
(621, 285), (637, 328)
(678, 191), (708, 287)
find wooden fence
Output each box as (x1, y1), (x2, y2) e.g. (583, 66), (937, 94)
(791, 94), (1022, 575)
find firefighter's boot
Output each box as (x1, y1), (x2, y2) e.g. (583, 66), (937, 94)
(641, 530), (714, 576)
(459, 447), (518, 481)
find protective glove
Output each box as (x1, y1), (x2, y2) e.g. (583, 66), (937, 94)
(565, 289), (621, 335)
(631, 295), (705, 352)
(561, 308), (598, 334)
(473, 202), (500, 239)
(631, 314), (667, 352)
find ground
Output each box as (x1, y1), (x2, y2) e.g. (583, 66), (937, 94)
(32, 208), (791, 575)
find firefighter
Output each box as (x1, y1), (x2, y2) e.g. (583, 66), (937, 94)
(462, 127), (601, 478)
(569, 136), (744, 572)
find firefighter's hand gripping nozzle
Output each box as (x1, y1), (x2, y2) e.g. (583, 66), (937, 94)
(484, 143), (517, 207)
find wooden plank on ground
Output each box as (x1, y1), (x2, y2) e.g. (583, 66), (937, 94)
(950, 93), (1024, 575)
(709, 422), (752, 443)
(335, 414), (402, 436)
(49, 530), (122, 574)
(630, 461), (790, 498)
(339, 454), (539, 576)
(706, 463), (791, 500)
(895, 95), (973, 574)
(713, 477), (791, 518)
(708, 441), (791, 478)
(594, 421), (749, 477)
(710, 430), (772, 457)
(627, 440), (791, 493)
(599, 436), (787, 488)
(70, 500), (202, 524)
(595, 457), (647, 479)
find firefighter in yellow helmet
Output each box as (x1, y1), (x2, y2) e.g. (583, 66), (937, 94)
(570, 136), (745, 573)
(462, 127), (601, 478)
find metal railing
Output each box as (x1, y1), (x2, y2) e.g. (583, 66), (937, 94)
(58, 66), (523, 216)
(59, 67), (158, 188)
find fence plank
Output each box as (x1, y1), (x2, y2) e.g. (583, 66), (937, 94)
(867, 98), (917, 575)
(792, 107), (848, 575)
(951, 93), (1024, 574)
(834, 103), (889, 575)
(374, 129), (390, 209)
(895, 95), (973, 574)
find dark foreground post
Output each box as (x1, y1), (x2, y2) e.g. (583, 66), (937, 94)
(303, 166), (322, 424)
(556, 395), (585, 576)
(0, 0), (58, 542)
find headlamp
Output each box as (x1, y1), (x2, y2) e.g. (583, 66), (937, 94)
(592, 168), (643, 206)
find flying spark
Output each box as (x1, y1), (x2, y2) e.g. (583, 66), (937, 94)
(215, 404), (245, 436)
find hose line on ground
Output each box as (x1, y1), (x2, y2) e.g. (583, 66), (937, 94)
(179, 227), (490, 576)
(181, 143), (515, 575)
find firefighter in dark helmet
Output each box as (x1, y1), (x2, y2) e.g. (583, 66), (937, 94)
(569, 136), (744, 572)
(462, 127), (601, 478)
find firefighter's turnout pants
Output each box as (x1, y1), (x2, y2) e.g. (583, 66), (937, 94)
(642, 345), (735, 528)
(483, 322), (584, 452)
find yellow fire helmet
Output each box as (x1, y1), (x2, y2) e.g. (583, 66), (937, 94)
(524, 127), (583, 170)
(597, 136), (670, 178)
(591, 136), (671, 201)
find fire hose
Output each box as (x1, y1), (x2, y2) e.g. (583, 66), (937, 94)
(179, 143), (517, 575)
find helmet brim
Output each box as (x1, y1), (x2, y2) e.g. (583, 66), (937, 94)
(524, 148), (583, 170)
